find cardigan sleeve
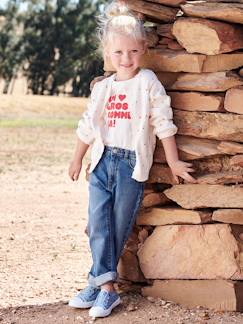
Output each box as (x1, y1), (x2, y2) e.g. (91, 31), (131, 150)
(149, 77), (178, 139)
(76, 83), (99, 145)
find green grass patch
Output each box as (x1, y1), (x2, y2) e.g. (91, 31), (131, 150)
(0, 118), (78, 128)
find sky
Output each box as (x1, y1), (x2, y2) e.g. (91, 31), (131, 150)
(0, 0), (27, 10)
(0, 0), (8, 7)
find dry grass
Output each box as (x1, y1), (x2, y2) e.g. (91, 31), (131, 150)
(0, 94), (88, 120)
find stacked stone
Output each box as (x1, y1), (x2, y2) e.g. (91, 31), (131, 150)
(104, 0), (243, 311)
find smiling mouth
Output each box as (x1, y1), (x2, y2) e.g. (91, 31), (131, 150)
(121, 64), (133, 68)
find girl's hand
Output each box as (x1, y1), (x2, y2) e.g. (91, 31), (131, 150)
(69, 160), (82, 181)
(169, 160), (197, 184)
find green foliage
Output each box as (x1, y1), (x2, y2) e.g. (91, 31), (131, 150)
(21, 0), (56, 94)
(0, 0), (23, 93)
(70, 0), (106, 97)
(0, 0), (106, 96)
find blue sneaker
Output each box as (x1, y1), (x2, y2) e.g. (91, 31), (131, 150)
(89, 289), (121, 318)
(68, 286), (100, 308)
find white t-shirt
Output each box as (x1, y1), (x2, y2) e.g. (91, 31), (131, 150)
(102, 74), (140, 150)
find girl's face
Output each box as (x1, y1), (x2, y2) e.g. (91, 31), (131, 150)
(105, 33), (146, 81)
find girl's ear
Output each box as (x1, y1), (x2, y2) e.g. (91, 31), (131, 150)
(103, 52), (110, 64)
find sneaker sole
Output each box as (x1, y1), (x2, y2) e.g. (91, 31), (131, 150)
(89, 297), (121, 317)
(68, 300), (95, 308)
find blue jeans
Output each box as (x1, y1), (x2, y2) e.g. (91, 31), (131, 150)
(87, 146), (144, 287)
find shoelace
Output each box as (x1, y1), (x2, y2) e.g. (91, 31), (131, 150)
(94, 291), (116, 308)
(79, 286), (99, 301)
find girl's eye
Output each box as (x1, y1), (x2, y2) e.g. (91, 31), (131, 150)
(132, 50), (138, 53)
(114, 51), (122, 54)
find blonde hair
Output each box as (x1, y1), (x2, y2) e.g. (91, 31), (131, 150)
(97, 1), (147, 50)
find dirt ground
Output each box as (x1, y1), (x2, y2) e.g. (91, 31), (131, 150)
(1, 95), (243, 324)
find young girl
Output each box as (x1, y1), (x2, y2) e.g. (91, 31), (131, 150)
(68, 1), (196, 318)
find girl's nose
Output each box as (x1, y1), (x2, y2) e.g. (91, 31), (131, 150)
(122, 52), (131, 62)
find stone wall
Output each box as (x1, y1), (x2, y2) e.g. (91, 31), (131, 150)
(105, 0), (243, 312)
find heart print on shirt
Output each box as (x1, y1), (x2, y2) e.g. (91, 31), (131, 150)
(105, 94), (131, 128)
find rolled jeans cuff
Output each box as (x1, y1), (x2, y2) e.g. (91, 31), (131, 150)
(88, 271), (118, 287)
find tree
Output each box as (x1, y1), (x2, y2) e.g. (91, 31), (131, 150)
(0, 0), (23, 93)
(21, 0), (58, 94)
(21, 0), (106, 96)
(68, 0), (106, 97)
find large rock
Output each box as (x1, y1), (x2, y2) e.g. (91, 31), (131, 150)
(206, 0), (243, 3)
(164, 184), (243, 208)
(140, 49), (205, 72)
(142, 279), (243, 311)
(168, 91), (224, 111)
(148, 164), (175, 184)
(174, 136), (221, 158)
(172, 18), (243, 55)
(150, 155), (243, 184)
(196, 171), (243, 185)
(154, 136), (223, 162)
(152, 51), (243, 72)
(157, 23), (174, 38)
(146, 28), (159, 47)
(123, 0), (178, 22)
(142, 192), (170, 207)
(137, 207), (211, 225)
(138, 224), (243, 279)
(217, 141), (243, 154)
(157, 71), (243, 92)
(118, 249), (146, 282)
(224, 86), (243, 114)
(213, 209), (243, 225)
(191, 151), (243, 184)
(151, 157), (240, 184)
(117, 226), (148, 282)
(181, 2), (243, 25)
(174, 110), (243, 142)
(146, 0), (186, 7)
(230, 154), (243, 167)
(202, 52), (243, 72)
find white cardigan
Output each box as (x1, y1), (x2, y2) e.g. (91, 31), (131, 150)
(76, 69), (177, 182)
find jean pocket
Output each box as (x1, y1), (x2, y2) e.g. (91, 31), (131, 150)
(128, 157), (136, 169)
